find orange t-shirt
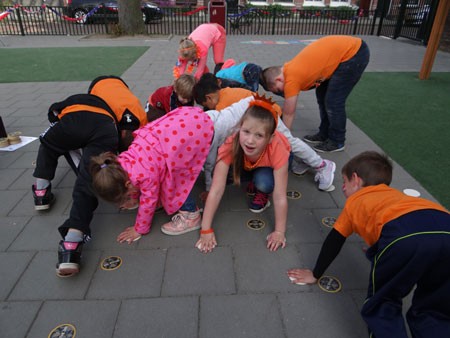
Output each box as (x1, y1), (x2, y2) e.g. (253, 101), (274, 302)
(284, 36), (362, 98)
(216, 87), (253, 111)
(218, 131), (291, 170)
(333, 184), (449, 246)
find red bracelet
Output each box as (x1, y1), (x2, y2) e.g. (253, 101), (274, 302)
(200, 228), (214, 235)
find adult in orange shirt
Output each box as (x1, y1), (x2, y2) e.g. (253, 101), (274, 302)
(287, 151), (450, 338)
(261, 35), (370, 153)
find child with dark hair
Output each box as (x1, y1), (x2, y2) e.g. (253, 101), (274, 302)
(287, 151), (450, 338)
(90, 106), (214, 242)
(197, 97), (290, 253)
(216, 62), (263, 92)
(144, 74), (196, 122)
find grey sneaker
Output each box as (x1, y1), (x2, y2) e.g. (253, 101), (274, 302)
(291, 158), (310, 176)
(303, 133), (327, 144)
(313, 140), (345, 153)
(314, 160), (336, 191)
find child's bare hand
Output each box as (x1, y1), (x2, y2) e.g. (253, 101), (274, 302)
(287, 268), (317, 285)
(195, 233), (217, 253)
(117, 226), (141, 244)
(266, 231), (286, 251)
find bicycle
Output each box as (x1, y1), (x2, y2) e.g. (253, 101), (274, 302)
(227, 6), (261, 34)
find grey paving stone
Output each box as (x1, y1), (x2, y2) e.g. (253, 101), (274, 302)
(200, 294), (284, 338)
(0, 301), (42, 338)
(27, 300), (120, 338)
(278, 292), (368, 338)
(0, 189), (27, 217)
(86, 249), (166, 299)
(8, 215), (69, 251)
(0, 168), (26, 190)
(8, 251), (101, 301)
(234, 245), (311, 294)
(0, 216), (30, 251)
(162, 247), (235, 296)
(0, 251), (35, 301)
(114, 297), (198, 338)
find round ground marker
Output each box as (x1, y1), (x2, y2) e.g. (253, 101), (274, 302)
(246, 219), (266, 231)
(101, 256), (122, 271)
(48, 323), (76, 338)
(321, 216), (336, 228)
(318, 275), (342, 293)
(286, 190), (301, 199)
(403, 188), (421, 197)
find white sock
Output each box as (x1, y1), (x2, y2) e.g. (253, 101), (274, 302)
(36, 178), (50, 190)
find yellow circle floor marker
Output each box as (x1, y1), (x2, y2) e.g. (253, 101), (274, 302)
(286, 190), (301, 200)
(321, 216), (336, 228)
(48, 323), (76, 338)
(246, 219), (266, 231)
(101, 256), (122, 271)
(318, 275), (342, 293)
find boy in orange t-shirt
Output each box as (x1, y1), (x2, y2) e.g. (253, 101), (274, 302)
(288, 151), (450, 338)
(261, 35), (370, 153)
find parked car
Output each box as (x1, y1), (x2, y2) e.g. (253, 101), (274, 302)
(63, 0), (164, 24)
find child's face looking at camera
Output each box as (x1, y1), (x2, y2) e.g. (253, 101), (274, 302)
(239, 116), (273, 160)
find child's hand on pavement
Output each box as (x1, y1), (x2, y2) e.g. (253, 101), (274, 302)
(266, 231), (286, 251)
(117, 226), (142, 244)
(195, 233), (217, 253)
(287, 268), (317, 285)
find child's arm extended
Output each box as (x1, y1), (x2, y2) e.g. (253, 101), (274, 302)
(287, 228), (346, 284)
(267, 162), (289, 251)
(196, 159), (229, 253)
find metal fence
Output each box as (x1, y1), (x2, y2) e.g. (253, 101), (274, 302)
(0, 5), (379, 37)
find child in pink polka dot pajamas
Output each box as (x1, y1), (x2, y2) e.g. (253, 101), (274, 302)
(90, 106), (214, 243)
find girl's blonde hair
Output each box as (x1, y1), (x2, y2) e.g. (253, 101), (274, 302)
(174, 74), (196, 100)
(178, 37), (198, 60)
(230, 105), (277, 185)
(90, 152), (129, 204)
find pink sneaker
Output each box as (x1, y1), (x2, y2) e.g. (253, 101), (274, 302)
(161, 210), (202, 235)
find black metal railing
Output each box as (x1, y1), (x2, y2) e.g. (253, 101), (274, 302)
(0, 4), (382, 38)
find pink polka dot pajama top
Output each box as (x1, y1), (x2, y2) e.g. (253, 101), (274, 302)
(118, 106), (214, 235)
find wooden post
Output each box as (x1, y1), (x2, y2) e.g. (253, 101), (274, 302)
(419, 0), (450, 80)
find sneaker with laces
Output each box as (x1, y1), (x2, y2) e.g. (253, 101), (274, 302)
(303, 133), (327, 144)
(246, 182), (256, 196)
(313, 140), (345, 153)
(56, 240), (83, 277)
(249, 190), (271, 213)
(32, 184), (55, 211)
(161, 209), (202, 235)
(291, 159), (310, 176)
(314, 159), (336, 191)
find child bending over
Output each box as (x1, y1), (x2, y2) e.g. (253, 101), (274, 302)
(216, 62), (263, 92)
(144, 74), (195, 122)
(197, 97), (290, 253)
(90, 107), (214, 242)
(194, 76), (336, 193)
(287, 151), (450, 338)
(174, 23), (226, 80)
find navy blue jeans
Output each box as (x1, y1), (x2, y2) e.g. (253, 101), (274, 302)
(315, 40), (370, 145)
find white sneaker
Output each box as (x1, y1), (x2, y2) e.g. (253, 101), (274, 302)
(314, 159), (336, 192)
(291, 158), (310, 176)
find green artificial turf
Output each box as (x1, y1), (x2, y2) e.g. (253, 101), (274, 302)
(0, 46), (149, 83)
(348, 72), (450, 209)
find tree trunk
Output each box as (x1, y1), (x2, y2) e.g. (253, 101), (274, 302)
(117, 0), (145, 35)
